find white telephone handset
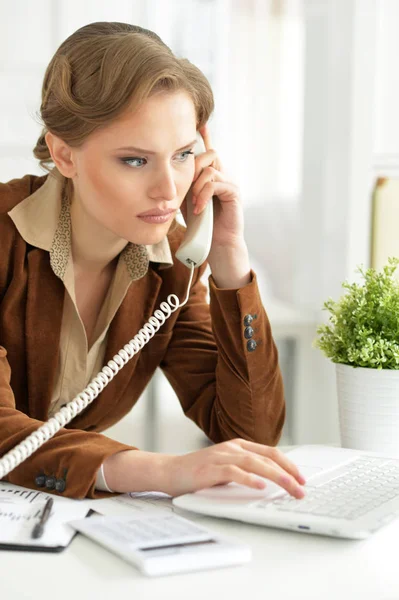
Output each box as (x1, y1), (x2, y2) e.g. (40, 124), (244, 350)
(0, 131), (215, 480)
(175, 132), (213, 268)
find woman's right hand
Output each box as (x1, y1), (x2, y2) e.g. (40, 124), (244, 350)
(160, 438), (306, 498)
(103, 438), (306, 499)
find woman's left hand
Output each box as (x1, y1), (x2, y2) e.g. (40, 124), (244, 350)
(191, 124), (244, 249)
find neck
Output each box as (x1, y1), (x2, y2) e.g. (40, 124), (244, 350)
(69, 196), (128, 273)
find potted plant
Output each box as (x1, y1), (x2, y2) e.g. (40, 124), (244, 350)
(315, 257), (399, 456)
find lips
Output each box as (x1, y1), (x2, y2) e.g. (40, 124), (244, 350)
(137, 208), (176, 217)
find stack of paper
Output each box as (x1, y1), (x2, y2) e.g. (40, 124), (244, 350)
(0, 482), (91, 552)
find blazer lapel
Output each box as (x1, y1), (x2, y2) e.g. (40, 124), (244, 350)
(25, 249), (64, 420)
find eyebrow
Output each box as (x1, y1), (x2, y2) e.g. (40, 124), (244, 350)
(115, 139), (197, 155)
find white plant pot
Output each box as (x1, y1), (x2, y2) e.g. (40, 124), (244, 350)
(336, 363), (399, 456)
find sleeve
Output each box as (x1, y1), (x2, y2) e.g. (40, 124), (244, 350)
(0, 346), (134, 499)
(160, 267), (286, 446)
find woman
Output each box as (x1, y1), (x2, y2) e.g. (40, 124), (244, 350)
(0, 22), (306, 499)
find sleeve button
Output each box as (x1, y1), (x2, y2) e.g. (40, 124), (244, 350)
(34, 474), (46, 487)
(55, 479), (66, 493)
(45, 475), (56, 490)
(244, 326), (254, 339)
(247, 339), (257, 352)
(243, 314), (253, 326)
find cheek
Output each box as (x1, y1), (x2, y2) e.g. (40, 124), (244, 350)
(80, 157), (108, 196)
(80, 161), (133, 217)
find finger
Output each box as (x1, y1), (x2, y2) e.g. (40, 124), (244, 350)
(198, 126), (223, 172)
(234, 454), (305, 499)
(233, 439), (307, 485)
(193, 149), (219, 182)
(193, 181), (239, 215)
(210, 464), (269, 491)
(192, 166), (225, 199)
(216, 450), (298, 487)
(199, 124), (212, 151)
(193, 181), (214, 215)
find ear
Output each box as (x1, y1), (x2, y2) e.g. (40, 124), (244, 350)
(45, 132), (77, 178)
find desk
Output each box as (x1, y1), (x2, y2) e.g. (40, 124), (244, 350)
(3, 478), (399, 599)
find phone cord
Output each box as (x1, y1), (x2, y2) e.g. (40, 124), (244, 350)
(0, 263), (196, 479)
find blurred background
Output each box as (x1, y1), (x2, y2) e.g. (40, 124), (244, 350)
(1, 0), (397, 453)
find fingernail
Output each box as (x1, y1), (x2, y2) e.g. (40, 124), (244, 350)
(298, 474), (306, 485)
(296, 486), (305, 498)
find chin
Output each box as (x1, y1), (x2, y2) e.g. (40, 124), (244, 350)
(119, 222), (174, 247)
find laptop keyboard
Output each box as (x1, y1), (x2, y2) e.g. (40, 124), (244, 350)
(253, 456), (399, 520)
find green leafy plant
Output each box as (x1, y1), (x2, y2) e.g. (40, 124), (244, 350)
(314, 257), (399, 369)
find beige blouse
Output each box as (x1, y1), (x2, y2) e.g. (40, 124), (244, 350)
(8, 168), (173, 490)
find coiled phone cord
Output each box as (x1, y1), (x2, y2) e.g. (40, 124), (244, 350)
(0, 263), (196, 480)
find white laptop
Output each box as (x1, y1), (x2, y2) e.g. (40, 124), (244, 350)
(172, 445), (399, 540)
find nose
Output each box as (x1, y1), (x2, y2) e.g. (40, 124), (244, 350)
(150, 165), (177, 202)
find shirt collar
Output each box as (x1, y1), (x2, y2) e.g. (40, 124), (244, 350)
(7, 167), (173, 281)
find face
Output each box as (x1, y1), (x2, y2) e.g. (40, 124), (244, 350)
(70, 91), (197, 246)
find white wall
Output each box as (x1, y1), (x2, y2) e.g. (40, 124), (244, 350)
(296, 0), (399, 309)
(374, 0), (399, 175)
(292, 0), (399, 446)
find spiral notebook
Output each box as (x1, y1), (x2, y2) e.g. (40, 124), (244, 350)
(0, 482), (91, 552)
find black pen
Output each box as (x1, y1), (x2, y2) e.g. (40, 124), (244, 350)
(31, 497), (53, 539)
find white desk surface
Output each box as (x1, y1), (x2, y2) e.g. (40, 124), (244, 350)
(2, 488), (399, 600)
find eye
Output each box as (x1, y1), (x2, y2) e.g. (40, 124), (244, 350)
(176, 150), (194, 162)
(120, 157), (147, 168)
(120, 149), (194, 169)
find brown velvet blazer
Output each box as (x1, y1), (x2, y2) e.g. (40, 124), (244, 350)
(0, 172), (285, 499)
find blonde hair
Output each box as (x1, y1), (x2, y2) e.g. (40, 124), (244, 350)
(33, 21), (215, 201)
